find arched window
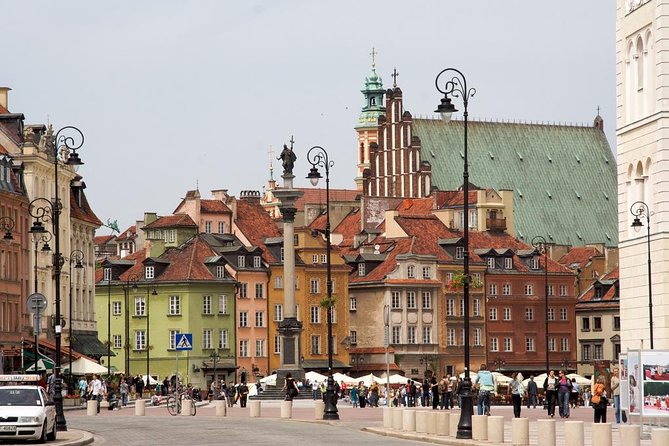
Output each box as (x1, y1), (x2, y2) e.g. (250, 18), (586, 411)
(626, 40), (635, 123)
(637, 36), (644, 91)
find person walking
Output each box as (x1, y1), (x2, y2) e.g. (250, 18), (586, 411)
(474, 364), (495, 415)
(557, 370), (572, 418)
(238, 381), (249, 407)
(283, 373), (298, 401)
(78, 376), (88, 403)
(90, 374), (103, 414)
(570, 378), (580, 408)
(592, 375), (608, 423)
(526, 375), (538, 408)
(510, 372), (525, 418)
(611, 367), (621, 423)
(543, 370), (559, 418)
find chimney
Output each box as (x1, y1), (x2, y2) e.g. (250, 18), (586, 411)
(144, 212), (158, 226)
(0, 87), (10, 110)
(211, 189), (229, 201)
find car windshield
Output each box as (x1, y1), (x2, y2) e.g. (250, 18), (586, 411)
(0, 388), (42, 406)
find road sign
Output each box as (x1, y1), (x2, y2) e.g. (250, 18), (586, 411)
(175, 333), (193, 351)
(27, 293), (47, 313)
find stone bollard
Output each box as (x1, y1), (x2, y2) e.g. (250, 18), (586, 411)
(180, 398), (193, 416)
(488, 416), (505, 443)
(249, 400), (261, 418)
(426, 412), (438, 435)
(448, 412), (459, 438)
(537, 419), (556, 446)
(436, 412), (449, 436)
(382, 407), (393, 429)
(280, 400), (292, 419)
(619, 425), (640, 446)
(651, 428), (669, 446)
(392, 408), (403, 430)
(86, 399), (97, 416)
(592, 423), (612, 446)
(314, 400), (324, 419)
(134, 399), (146, 416)
(565, 421), (584, 446)
(100, 399), (109, 409)
(512, 417), (529, 446)
(415, 411), (429, 433)
(214, 400), (227, 417)
(472, 415), (488, 441)
(402, 409), (416, 432)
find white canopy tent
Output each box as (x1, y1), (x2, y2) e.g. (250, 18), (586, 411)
(259, 373), (277, 386)
(63, 357), (108, 375)
(332, 372), (357, 386)
(522, 373), (548, 389)
(305, 371), (327, 384)
(354, 373), (383, 387)
(380, 374), (409, 385)
(567, 373), (592, 386)
(141, 374), (159, 385)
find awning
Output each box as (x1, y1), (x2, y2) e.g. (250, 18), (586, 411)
(301, 359), (351, 370)
(200, 360), (236, 371)
(70, 333), (110, 357)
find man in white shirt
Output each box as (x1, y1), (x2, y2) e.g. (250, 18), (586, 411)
(90, 374), (103, 413)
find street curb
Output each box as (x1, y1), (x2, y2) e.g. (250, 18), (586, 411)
(59, 429), (95, 446)
(362, 426), (501, 446)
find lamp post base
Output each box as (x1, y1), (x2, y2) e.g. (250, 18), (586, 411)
(323, 375), (339, 420)
(54, 378), (67, 431)
(456, 377), (473, 439)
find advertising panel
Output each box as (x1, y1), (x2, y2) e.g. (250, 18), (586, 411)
(619, 354), (629, 422)
(640, 350), (669, 417)
(628, 351), (641, 415)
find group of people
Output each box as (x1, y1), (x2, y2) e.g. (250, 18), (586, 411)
(209, 379), (258, 408)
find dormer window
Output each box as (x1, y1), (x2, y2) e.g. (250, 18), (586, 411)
(504, 257), (513, 270)
(594, 286), (603, 300)
(531, 256), (539, 270)
(253, 256), (261, 268)
(103, 268), (112, 281)
(216, 265), (225, 279)
(358, 263), (366, 276)
(407, 265), (415, 279)
(238, 255), (245, 267)
(145, 266), (154, 279)
(487, 257), (495, 269)
(455, 247), (464, 260)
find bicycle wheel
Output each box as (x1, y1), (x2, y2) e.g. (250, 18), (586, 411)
(190, 399), (196, 416)
(167, 396), (179, 416)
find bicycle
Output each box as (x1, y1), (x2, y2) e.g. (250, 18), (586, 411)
(478, 390), (492, 416)
(167, 390), (196, 416)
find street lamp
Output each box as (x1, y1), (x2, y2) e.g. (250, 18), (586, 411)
(123, 274), (139, 376)
(28, 125), (85, 432)
(630, 201), (654, 349)
(0, 216), (14, 240)
(67, 250), (84, 392)
(531, 236), (550, 373)
(31, 231), (52, 365)
(306, 144), (339, 421)
(435, 68), (475, 439)
(493, 357), (506, 372)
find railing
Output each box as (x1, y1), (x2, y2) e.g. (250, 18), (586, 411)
(486, 217), (507, 231)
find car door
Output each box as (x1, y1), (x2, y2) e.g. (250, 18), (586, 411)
(39, 388), (55, 430)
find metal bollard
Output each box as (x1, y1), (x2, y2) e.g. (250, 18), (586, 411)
(472, 415), (488, 441)
(565, 421), (584, 446)
(280, 400), (292, 419)
(511, 417), (529, 446)
(619, 424), (640, 446)
(134, 399), (146, 416)
(537, 419), (556, 446)
(402, 409), (416, 432)
(448, 412), (459, 438)
(592, 423), (612, 446)
(392, 408), (403, 430)
(86, 399), (97, 416)
(488, 416), (505, 443)
(214, 399), (227, 416)
(436, 411), (449, 436)
(249, 400), (261, 417)
(651, 428), (669, 446)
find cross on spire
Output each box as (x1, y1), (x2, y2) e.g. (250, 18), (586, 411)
(370, 47), (377, 68)
(392, 67), (399, 87)
(596, 105), (601, 115)
(289, 135), (295, 150)
(268, 145), (275, 180)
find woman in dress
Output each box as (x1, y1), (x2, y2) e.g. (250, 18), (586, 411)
(283, 372), (298, 401)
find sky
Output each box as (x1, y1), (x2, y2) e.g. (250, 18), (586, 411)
(2, 1), (616, 232)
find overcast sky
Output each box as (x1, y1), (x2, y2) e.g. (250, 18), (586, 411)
(3, 1), (615, 232)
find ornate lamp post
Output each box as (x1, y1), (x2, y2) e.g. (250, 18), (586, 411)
(306, 145), (339, 420)
(210, 350), (220, 396)
(630, 201), (654, 349)
(531, 236), (550, 372)
(28, 125), (85, 431)
(67, 250), (84, 391)
(435, 68), (475, 439)
(493, 357), (506, 372)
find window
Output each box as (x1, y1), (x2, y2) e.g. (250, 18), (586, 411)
(456, 247), (464, 260)
(582, 344), (591, 361)
(473, 298), (480, 317)
(255, 283), (264, 299)
(169, 330), (181, 350)
(422, 266), (432, 279)
(169, 295), (181, 315)
(239, 340), (249, 357)
(203, 329), (212, 349)
(504, 337), (513, 352)
(320, 254), (327, 264)
(526, 337), (535, 352)
(503, 307), (511, 321)
(254, 339), (266, 357)
(358, 263), (365, 276)
(205, 221), (212, 233)
(502, 284), (511, 295)
(134, 330), (146, 350)
(310, 306), (320, 324)
(280, 247), (284, 262)
(407, 265), (415, 278)
(169, 230), (175, 242)
(391, 326), (401, 344)
(238, 255), (246, 267)
(594, 344), (603, 359)
(104, 268), (112, 281)
(112, 301), (122, 316)
(525, 284), (534, 296)
(330, 279), (336, 294)
(582, 317), (590, 331)
(310, 278), (320, 294)
(407, 326), (417, 344)
(559, 308), (568, 321)
(525, 308), (534, 321)
(487, 257), (495, 269)
(253, 256), (261, 268)
(295, 304), (300, 321)
(202, 295), (212, 315)
(216, 265), (225, 279)
(312, 254), (318, 264)
(460, 299), (465, 316)
(422, 326), (432, 344)
(549, 337), (556, 352)
(274, 276), (283, 289)
(489, 307), (498, 321)
(391, 292), (401, 309)
(350, 330), (357, 345)
(274, 304), (283, 321)
(218, 295), (228, 314)
(422, 292), (432, 309)
(593, 316), (602, 331)
(255, 311), (264, 327)
(474, 328), (482, 346)
(446, 299), (455, 316)
(311, 335), (321, 354)
(274, 336), (281, 354)
(548, 308), (555, 321)
(490, 338), (499, 352)
(349, 297), (357, 311)
(135, 296), (146, 316)
(559, 284), (568, 296)
(294, 234), (299, 246)
(239, 283), (248, 298)
(530, 256), (539, 270)
(113, 335), (122, 349)
(560, 338), (569, 351)
(145, 266), (154, 280)
(218, 221), (225, 234)
(239, 311), (248, 327)
(219, 329), (229, 349)
(614, 316), (621, 330)
(407, 292), (416, 309)
(504, 257), (513, 269)
(489, 284), (497, 296)
(547, 285), (555, 296)
(448, 328), (456, 346)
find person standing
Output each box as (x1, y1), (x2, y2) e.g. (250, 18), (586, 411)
(350, 384), (359, 408)
(592, 375), (607, 423)
(430, 376), (440, 410)
(422, 379), (431, 407)
(408, 380), (417, 407)
(543, 370), (559, 418)
(611, 367), (621, 423)
(510, 372), (525, 418)
(119, 378), (129, 407)
(238, 381), (249, 407)
(570, 378), (580, 408)
(135, 375), (145, 398)
(556, 370), (572, 418)
(526, 375), (538, 408)
(439, 376), (449, 409)
(162, 377), (170, 396)
(90, 374), (103, 414)
(474, 364), (495, 415)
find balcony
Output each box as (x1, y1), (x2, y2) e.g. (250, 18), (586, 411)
(486, 217), (507, 232)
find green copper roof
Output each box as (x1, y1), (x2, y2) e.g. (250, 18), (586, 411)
(413, 118), (617, 247)
(356, 68), (385, 130)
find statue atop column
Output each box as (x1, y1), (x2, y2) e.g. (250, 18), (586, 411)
(278, 136), (297, 175)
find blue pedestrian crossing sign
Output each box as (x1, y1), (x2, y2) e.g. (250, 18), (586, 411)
(175, 333), (193, 351)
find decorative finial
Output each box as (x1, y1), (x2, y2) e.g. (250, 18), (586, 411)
(392, 67), (399, 87)
(596, 105), (601, 116)
(370, 47), (377, 69)
(268, 145), (275, 181)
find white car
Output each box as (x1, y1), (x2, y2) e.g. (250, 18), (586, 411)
(0, 385), (56, 443)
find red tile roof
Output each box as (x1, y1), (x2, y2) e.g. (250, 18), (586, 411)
(116, 225), (137, 241)
(94, 235), (115, 245)
(558, 246), (602, 268)
(0, 143), (8, 154)
(579, 267), (619, 304)
(394, 197), (434, 214)
(293, 188), (360, 211)
(235, 198), (282, 262)
(201, 199), (231, 214)
(0, 104), (8, 114)
(433, 190), (479, 207)
(70, 187), (102, 227)
(333, 209), (362, 248)
(143, 214), (197, 229)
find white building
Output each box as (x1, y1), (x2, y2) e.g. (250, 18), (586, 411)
(616, 0), (669, 349)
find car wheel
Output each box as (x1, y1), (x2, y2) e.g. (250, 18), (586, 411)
(46, 418), (57, 441)
(38, 421), (47, 444)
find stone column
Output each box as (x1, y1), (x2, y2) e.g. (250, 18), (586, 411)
(274, 174), (304, 387)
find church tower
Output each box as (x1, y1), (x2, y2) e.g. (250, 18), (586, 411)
(354, 49), (386, 190)
(616, 0), (669, 350)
